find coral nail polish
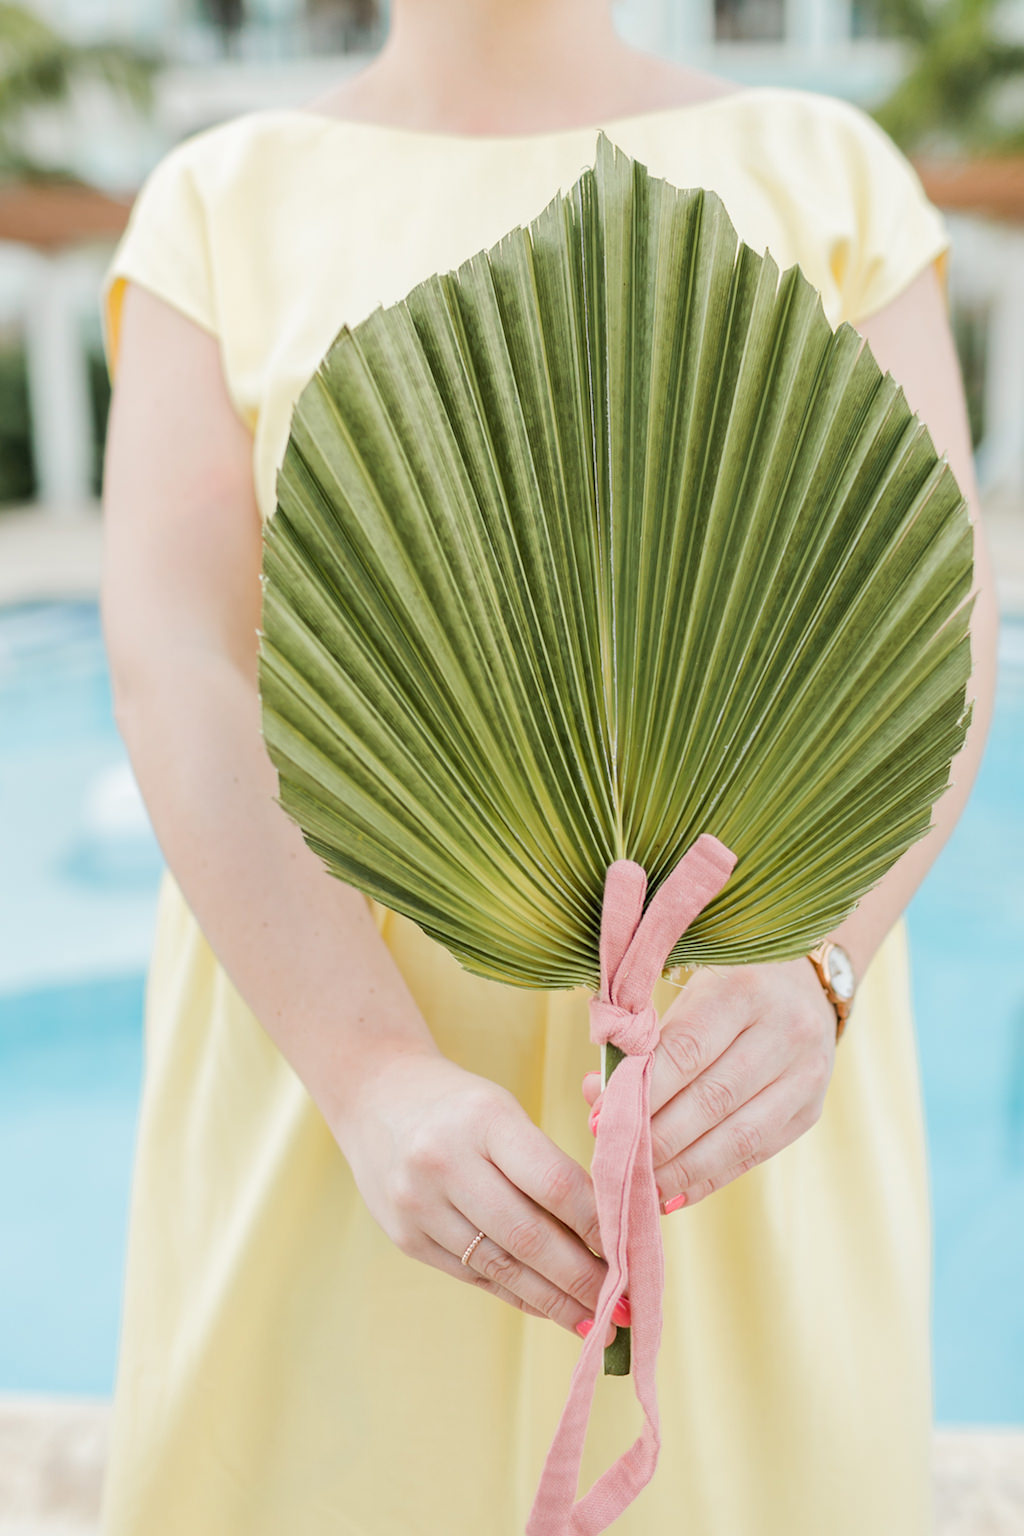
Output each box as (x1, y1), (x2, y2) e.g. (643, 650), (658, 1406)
(612, 1296), (632, 1327)
(589, 1107), (601, 1136)
(575, 1317), (595, 1338)
(663, 1193), (688, 1214)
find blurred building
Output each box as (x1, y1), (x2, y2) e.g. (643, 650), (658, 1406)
(1, 0), (1023, 512)
(23, 0), (912, 186)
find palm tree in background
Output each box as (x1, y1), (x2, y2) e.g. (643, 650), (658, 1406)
(866, 0), (1024, 153)
(0, 1), (159, 183)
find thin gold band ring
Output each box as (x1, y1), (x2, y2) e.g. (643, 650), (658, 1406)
(460, 1230), (487, 1266)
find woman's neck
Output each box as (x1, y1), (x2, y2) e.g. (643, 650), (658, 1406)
(308, 1), (734, 137)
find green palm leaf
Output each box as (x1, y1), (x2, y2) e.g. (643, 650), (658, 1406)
(257, 130), (974, 995)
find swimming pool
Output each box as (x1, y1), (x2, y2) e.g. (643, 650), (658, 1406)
(1, 596), (1021, 1420)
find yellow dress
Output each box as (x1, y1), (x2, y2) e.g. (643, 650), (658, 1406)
(98, 86), (951, 1536)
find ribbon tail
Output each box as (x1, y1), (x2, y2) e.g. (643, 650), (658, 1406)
(526, 1054), (661, 1536)
(527, 835), (738, 1535)
(569, 1053), (662, 1533)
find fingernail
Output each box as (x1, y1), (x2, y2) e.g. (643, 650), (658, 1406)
(663, 1193), (688, 1214)
(589, 1107), (601, 1136)
(575, 1317), (594, 1338)
(612, 1296), (631, 1327)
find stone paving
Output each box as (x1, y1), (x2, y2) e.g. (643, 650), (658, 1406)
(983, 487), (1024, 617)
(0, 504), (102, 608)
(0, 1397), (106, 1535)
(1, 493), (1022, 1533)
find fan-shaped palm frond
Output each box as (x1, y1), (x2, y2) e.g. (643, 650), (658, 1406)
(258, 131), (974, 996)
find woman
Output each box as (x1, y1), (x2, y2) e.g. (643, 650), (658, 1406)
(97, 1), (998, 1532)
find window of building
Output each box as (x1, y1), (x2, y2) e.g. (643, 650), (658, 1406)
(304, 0), (385, 52)
(713, 0), (786, 43)
(190, 0), (385, 59)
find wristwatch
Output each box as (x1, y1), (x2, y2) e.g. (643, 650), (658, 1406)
(806, 940), (856, 1043)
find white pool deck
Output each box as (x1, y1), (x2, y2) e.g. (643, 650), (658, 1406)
(2, 492), (1023, 1533)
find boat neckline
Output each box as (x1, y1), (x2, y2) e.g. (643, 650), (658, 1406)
(257, 87), (770, 146)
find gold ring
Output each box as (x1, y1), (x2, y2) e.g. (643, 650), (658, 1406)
(461, 1230), (486, 1266)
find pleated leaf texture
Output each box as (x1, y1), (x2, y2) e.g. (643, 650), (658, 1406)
(258, 130), (974, 991)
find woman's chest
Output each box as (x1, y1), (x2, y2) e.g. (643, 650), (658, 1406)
(204, 127), (854, 524)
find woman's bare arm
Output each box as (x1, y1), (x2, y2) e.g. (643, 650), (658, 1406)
(101, 281), (442, 1133)
(100, 282), (615, 1339)
(828, 261), (1000, 979)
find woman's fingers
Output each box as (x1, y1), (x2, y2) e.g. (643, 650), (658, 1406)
(654, 1077), (811, 1209)
(415, 1208), (617, 1342)
(648, 1020), (788, 1171)
(443, 1156), (616, 1335)
(582, 972), (744, 1125)
(584, 962), (837, 1216)
(411, 1229), (549, 1320)
(648, 966), (750, 1116)
(650, 962), (835, 1201)
(485, 1104), (605, 1259)
(414, 1222), (561, 1320)
(339, 1054), (623, 1337)
(658, 1132), (785, 1212)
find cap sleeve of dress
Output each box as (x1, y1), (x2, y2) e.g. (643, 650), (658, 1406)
(100, 135), (217, 383)
(818, 95), (952, 327)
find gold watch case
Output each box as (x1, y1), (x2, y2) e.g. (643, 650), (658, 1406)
(806, 940), (856, 1042)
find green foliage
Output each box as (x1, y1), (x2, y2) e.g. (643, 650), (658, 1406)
(258, 135), (974, 992)
(950, 299), (989, 449)
(0, 1), (160, 182)
(0, 335), (35, 505)
(86, 345), (111, 497)
(863, 0), (1024, 154)
(0, 337), (112, 508)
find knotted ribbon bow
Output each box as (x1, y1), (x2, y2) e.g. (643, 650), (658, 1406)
(526, 833), (737, 1535)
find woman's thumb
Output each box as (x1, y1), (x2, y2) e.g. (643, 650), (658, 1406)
(581, 1071), (602, 1108)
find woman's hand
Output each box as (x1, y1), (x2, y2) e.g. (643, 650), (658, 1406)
(582, 960), (837, 1211)
(334, 1050), (622, 1342)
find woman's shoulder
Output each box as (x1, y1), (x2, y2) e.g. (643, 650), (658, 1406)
(689, 84), (940, 233)
(144, 109), (325, 192)
(705, 83), (883, 129)
(691, 84), (910, 162)
(100, 109), (320, 372)
(699, 86), (948, 326)
(731, 85), (930, 199)
(115, 107), (358, 269)
(637, 83), (931, 240)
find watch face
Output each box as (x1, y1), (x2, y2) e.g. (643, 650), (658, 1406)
(826, 945), (855, 1000)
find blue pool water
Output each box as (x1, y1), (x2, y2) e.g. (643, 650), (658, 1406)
(904, 615), (1024, 1422)
(0, 597), (1021, 1420)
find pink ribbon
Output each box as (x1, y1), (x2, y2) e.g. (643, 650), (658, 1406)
(526, 833), (738, 1535)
